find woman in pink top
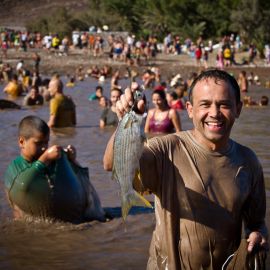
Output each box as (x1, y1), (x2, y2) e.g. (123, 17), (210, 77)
(145, 90), (182, 135)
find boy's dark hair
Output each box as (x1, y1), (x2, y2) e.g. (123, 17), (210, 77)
(96, 86), (103, 92)
(111, 88), (123, 95)
(188, 69), (241, 105)
(19, 116), (49, 139)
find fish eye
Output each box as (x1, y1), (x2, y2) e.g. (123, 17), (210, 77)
(134, 91), (143, 100)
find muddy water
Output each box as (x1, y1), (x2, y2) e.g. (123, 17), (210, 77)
(0, 77), (269, 269)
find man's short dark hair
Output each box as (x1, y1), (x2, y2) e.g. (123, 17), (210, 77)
(111, 88), (122, 95)
(19, 115), (50, 139)
(260, 95), (269, 106)
(188, 69), (241, 104)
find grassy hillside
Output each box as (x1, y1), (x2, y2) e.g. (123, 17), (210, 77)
(0, 0), (88, 29)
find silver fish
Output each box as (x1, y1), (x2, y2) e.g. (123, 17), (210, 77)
(113, 109), (152, 220)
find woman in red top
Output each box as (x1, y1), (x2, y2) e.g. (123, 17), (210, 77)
(166, 91), (185, 111)
(145, 90), (182, 135)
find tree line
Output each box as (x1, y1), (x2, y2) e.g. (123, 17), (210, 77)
(26, 0), (270, 54)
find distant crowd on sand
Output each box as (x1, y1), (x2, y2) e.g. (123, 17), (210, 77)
(1, 28), (270, 68)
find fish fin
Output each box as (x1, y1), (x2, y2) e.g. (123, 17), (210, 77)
(112, 168), (118, 182)
(124, 117), (133, 129)
(122, 190), (153, 220)
(133, 169), (142, 191)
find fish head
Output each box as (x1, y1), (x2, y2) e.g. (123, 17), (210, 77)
(132, 86), (146, 114)
(133, 88), (144, 101)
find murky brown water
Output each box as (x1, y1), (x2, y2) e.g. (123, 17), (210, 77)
(0, 77), (269, 269)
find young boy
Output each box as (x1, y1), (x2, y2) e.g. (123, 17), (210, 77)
(88, 85), (103, 101)
(4, 115), (105, 223)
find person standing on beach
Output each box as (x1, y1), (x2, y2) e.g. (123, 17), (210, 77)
(238, 70), (248, 94)
(32, 52), (41, 73)
(47, 77), (76, 128)
(103, 70), (268, 269)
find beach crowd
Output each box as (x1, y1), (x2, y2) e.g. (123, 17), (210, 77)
(1, 28), (270, 67)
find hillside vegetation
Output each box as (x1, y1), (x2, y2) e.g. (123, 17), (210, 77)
(1, 0), (269, 54)
(0, 0), (88, 28)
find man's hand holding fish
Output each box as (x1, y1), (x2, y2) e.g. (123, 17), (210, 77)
(104, 81), (152, 220)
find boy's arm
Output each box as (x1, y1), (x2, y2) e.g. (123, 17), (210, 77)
(64, 145), (82, 167)
(5, 145), (61, 193)
(5, 159), (48, 194)
(38, 145), (62, 165)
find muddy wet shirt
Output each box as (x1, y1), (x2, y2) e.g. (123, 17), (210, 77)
(100, 107), (118, 126)
(138, 130), (267, 270)
(50, 95), (76, 127)
(4, 155), (89, 223)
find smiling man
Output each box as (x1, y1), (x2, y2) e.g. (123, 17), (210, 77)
(186, 70), (242, 151)
(103, 70), (268, 269)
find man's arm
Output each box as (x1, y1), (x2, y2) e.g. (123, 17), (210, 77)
(103, 131), (116, 170)
(103, 84), (159, 195)
(100, 108), (108, 128)
(170, 108), (182, 132)
(48, 98), (58, 128)
(3, 83), (11, 93)
(103, 83), (145, 171)
(47, 114), (56, 128)
(99, 119), (105, 129)
(244, 163), (269, 252)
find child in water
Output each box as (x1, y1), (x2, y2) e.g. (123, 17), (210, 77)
(88, 86), (103, 101)
(4, 115), (105, 223)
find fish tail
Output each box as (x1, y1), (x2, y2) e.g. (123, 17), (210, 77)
(122, 191), (153, 220)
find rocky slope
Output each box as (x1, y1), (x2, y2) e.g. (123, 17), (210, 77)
(0, 0), (88, 29)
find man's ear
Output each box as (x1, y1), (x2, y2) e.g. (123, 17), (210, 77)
(236, 101), (243, 118)
(186, 101), (193, 119)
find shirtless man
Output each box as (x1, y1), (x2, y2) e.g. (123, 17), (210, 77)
(103, 69), (268, 269)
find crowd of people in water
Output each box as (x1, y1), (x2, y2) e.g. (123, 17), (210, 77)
(0, 28), (269, 133)
(0, 52), (269, 135)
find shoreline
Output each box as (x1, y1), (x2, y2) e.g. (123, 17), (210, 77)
(2, 47), (270, 83)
